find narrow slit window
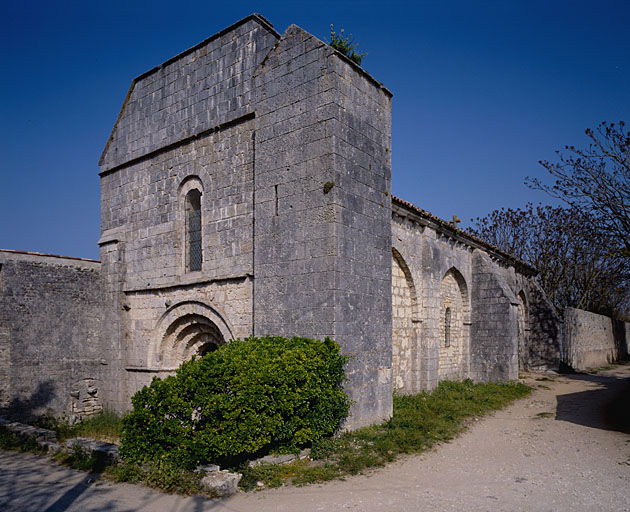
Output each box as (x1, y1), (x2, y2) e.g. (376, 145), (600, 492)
(186, 189), (202, 272)
(445, 307), (451, 347)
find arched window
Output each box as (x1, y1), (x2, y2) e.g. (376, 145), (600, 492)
(445, 307), (452, 347)
(186, 189), (202, 272)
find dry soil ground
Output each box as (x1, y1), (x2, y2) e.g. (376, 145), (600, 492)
(1, 364), (629, 512)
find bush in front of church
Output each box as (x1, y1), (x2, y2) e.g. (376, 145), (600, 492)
(119, 336), (350, 469)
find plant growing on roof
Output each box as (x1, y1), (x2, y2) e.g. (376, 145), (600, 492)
(327, 25), (367, 66)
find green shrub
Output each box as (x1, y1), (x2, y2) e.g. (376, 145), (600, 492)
(120, 336), (350, 469)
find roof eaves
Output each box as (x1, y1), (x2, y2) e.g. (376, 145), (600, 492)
(391, 195), (537, 275)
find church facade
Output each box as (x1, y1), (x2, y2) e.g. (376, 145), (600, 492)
(0, 15), (562, 428)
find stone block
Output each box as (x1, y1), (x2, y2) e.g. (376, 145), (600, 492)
(200, 470), (242, 497)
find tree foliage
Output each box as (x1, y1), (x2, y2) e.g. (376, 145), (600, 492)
(327, 25), (367, 65)
(470, 203), (630, 317)
(120, 336), (350, 469)
(527, 121), (630, 255)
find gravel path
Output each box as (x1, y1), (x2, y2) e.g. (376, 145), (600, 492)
(1, 364), (629, 512)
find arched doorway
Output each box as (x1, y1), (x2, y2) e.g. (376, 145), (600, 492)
(149, 301), (233, 370)
(161, 313), (224, 363)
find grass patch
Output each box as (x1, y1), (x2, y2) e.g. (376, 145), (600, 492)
(69, 411), (122, 443)
(242, 379), (531, 489)
(33, 410), (122, 443)
(535, 412), (554, 419)
(535, 377), (552, 381)
(3, 381), (531, 495)
(105, 460), (208, 496)
(240, 459), (342, 490)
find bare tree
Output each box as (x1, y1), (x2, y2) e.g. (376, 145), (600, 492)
(470, 204), (630, 317)
(527, 121), (630, 255)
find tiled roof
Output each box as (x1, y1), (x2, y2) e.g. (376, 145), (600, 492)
(391, 195), (536, 274)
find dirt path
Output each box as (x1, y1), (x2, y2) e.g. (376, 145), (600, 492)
(2, 365), (629, 512)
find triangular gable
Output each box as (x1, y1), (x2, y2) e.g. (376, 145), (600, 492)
(99, 14), (279, 172)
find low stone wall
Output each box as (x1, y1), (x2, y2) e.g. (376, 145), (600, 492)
(0, 250), (109, 421)
(565, 307), (628, 369)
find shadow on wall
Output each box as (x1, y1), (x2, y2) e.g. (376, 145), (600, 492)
(0, 381), (56, 422)
(613, 319), (630, 361)
(526, 285), (563, 370)
(555, 369), (630, 434)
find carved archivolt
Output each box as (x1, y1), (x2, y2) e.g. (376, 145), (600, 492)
(149, 301), (233, 369)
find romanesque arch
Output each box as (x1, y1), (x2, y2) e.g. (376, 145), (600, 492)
(438, 267), (470, 380)
(517, 290), (529, 369)
(149, 300), (233, 369)
(391, 248), (420, 393)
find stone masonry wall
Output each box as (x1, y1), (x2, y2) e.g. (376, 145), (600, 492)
(253, 25), (393, 428)
(438, 271), (468, 380)
(98, 16), (273, 409)
(99, 15), (278, 172)
(470, 251), (519, 382)
(99, 116), (257, 408)
(391, 209), (474, 391)
(521, 279), (563, 369)
(392, 206), (542, 388)
(392, 253), (415, 392)
(100, 119), (256, 289)
(0, 251), (113, 421)
(332, 33), (393, 427)
(565, 307), (625, 369)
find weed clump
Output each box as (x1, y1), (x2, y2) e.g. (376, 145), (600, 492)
(328, 25), (367, 65)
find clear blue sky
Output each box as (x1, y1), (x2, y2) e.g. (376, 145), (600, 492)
(1, 0), (628, 260)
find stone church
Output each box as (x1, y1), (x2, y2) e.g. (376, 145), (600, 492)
(0, 14), (562, 429)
